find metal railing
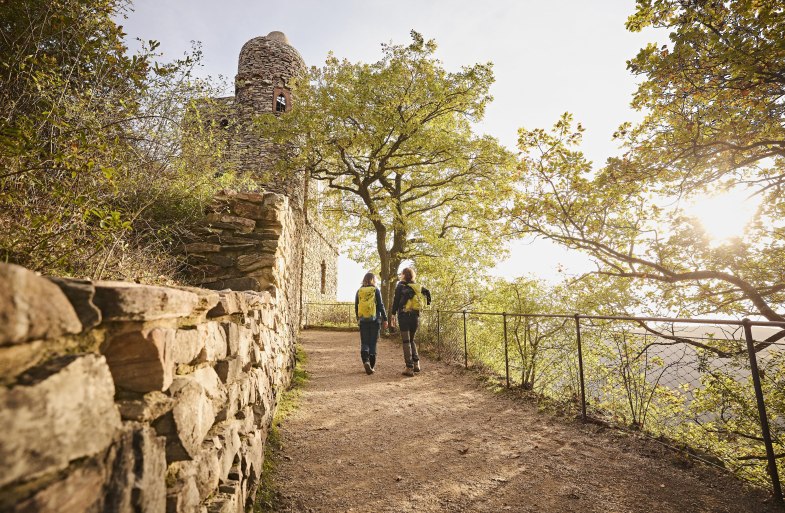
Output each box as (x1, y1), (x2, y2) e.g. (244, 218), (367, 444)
(304, 302), (785, 501)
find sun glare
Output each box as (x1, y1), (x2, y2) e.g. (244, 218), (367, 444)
(684, 188), (759, 245)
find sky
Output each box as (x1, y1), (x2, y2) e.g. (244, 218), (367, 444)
(120, 0), (664, 300)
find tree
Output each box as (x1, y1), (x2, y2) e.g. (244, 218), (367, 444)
(513, 0), (785, 329)
(622, 0), (785, 192)
(257, 32), (516, 307)
(0, 0), (242, 279)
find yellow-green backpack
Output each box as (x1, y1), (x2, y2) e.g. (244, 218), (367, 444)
(403, 283), (424, 312)
(357, 286), (377, 319)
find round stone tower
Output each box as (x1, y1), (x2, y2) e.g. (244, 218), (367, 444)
(235, 31), (306, 115)
(232, 31), (308, 209)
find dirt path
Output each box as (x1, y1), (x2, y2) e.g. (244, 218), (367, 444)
(271, 330), (778, 513)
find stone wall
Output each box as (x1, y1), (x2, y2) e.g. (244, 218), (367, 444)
(302, 221), (339, 304)
(184, 189), (303, 340)
(0, 263), (294, 512)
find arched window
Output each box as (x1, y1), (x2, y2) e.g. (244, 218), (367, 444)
(275, 93), (286, 112)
(320, 261), (327, 295)
(273, 87), (291, 113)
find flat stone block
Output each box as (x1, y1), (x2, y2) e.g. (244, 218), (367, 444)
(0, 263), (82, 345)
(214, 356), (244, 384)
(198, 322), (228, 362)
(103, 328), (175, 393)
(156, 380), (216, 461)
(202, 277), (264, 293)
(117, 391), (174, 422)
(236, 254), (275, 273)
(203, 213), (255, 234)
(174, 328), (204, 365)
(207, 293), (247, 318)
(12, 458), (105, 513)
(166, 475), (200, 513)
(47, 276), (102, 330)
(230, 201), (266, 220)
(93, 282), (200, 321)
(0, 354), (121, 488)
(185, 242), (222, 253)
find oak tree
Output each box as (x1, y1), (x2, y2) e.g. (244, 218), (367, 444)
(257, 32), (516, 306)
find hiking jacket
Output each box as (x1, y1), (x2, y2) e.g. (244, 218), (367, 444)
(391, 280), (432, 316)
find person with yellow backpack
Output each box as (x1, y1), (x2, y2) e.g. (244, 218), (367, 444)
(390, 267), (432, 377)
(354, 272), (388, 375)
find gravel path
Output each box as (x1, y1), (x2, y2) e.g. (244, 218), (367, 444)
(271, 330), (778, 513)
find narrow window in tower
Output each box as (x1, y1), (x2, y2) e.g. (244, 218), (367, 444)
(273, 87), (291, 113)
(320, 261), (327, 295)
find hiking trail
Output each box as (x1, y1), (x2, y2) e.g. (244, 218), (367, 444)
(270, 330), (776, 513)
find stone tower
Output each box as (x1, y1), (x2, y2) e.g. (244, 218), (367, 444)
(190, 32), (338, 305)
(235, 31), (305, 115)
(231, 31), (309, 210)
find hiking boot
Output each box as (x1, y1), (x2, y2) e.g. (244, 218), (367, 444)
(364, 361), (374, 375)
(402, 367), (415, 377)
(413, 361), (421, 373)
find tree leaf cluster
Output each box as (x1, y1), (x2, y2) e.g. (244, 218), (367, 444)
(0, 0), (246, 280)
(256, 31), (517, 306)
(513, 1), (785, 321)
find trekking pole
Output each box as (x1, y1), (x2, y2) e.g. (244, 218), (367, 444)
(436, 309), (442, 360)
(575, 314), (587, 422)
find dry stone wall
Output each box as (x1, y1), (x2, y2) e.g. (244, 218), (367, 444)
(0, 263), (295, 512)
(184, 189), (302, 341)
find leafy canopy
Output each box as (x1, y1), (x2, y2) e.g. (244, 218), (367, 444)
(257, 31), (516, 305)
(514, 1), (785, 322)
(0, 0), (244, 280)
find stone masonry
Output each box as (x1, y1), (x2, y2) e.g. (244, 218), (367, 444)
(0, 32), (337, 512)
(0, 263), (293, 512)
(191, 30), (338, 318)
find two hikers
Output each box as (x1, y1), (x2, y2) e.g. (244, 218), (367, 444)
(354, 267), (432, 377)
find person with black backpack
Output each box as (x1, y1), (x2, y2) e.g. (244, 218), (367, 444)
(390, 267), (432, 377)
(355, 272), (388, 375)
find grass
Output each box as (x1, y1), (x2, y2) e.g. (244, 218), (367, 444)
(254, 344), (309, 512)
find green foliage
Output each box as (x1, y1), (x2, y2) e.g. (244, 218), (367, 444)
(256, 31), (517, 307)
(413, 274), (785, 488)
(0, 0), (244, 280)
(514, 1), (785, 321)
(624, 0), (785, 192)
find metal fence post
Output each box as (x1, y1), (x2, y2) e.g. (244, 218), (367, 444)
(503, 313), (510, 388)
(575, 314), (587, 422)
(463, 310), (468, 369)
(436, 309), (442, 360)
(743, 319), (783, 502)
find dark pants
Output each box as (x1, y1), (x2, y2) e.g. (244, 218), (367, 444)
(359, 320), (380, 367)
(398, 312), (420, 368)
